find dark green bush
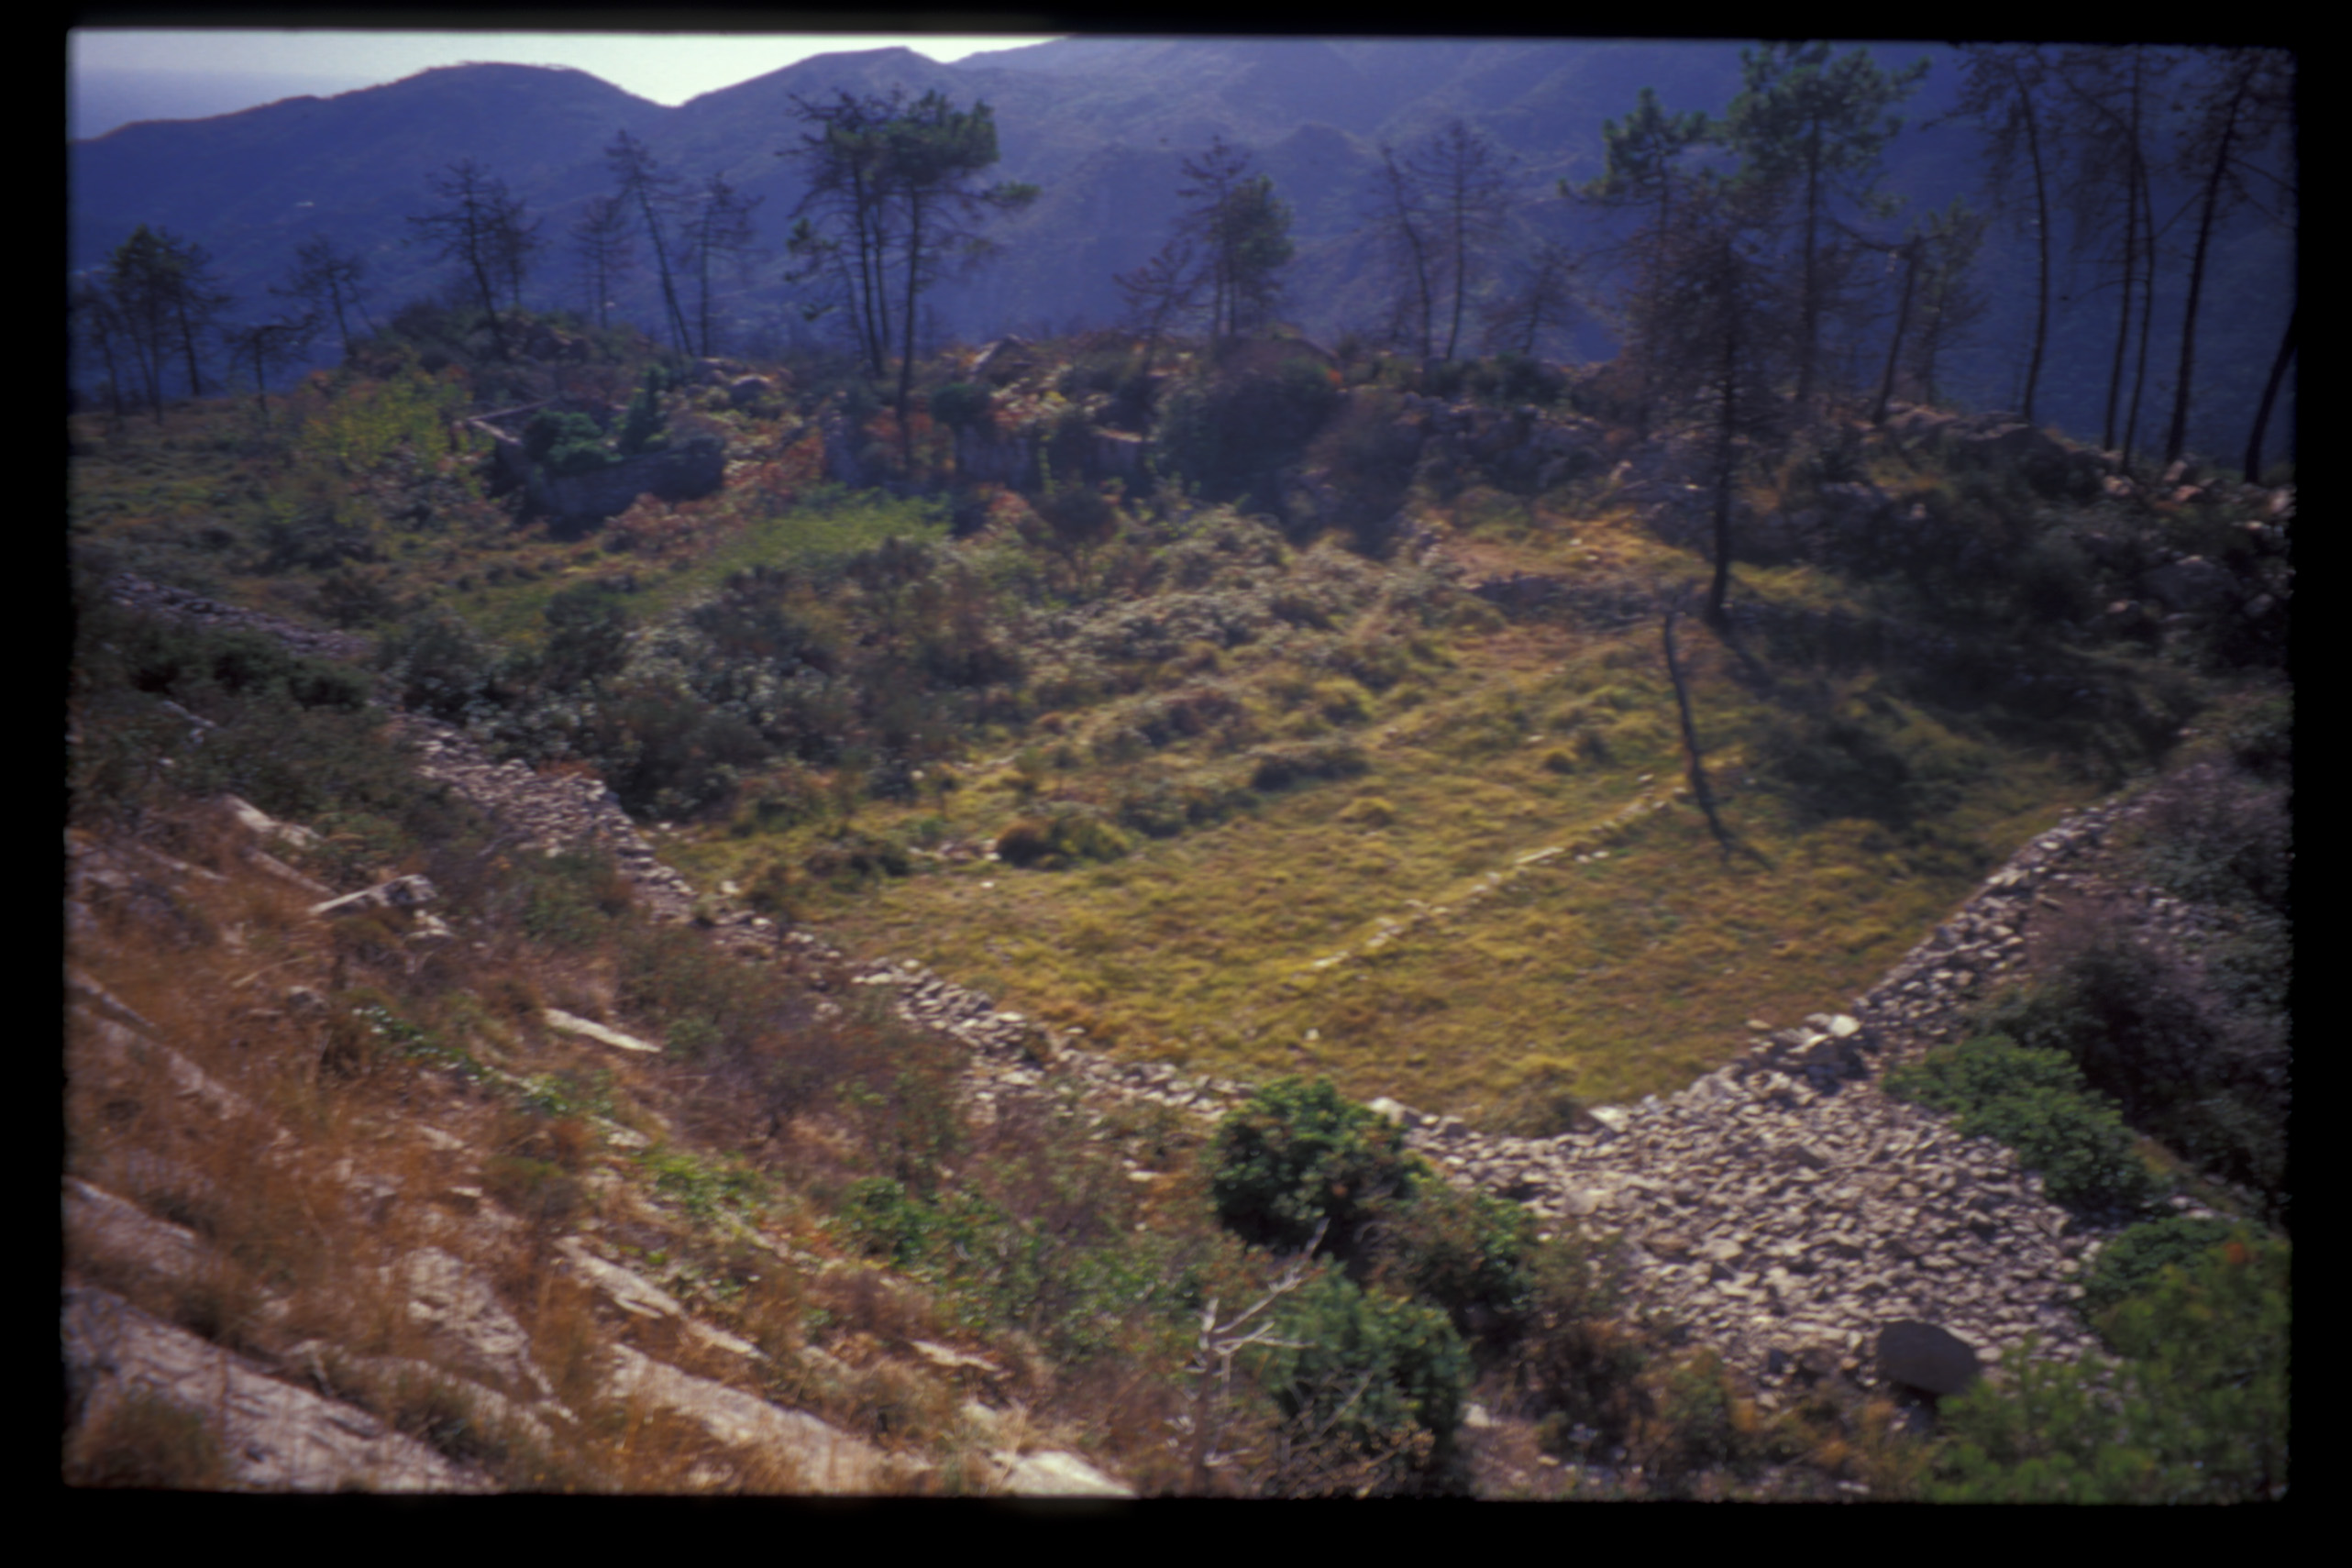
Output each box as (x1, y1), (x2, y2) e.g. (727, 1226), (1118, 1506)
(1929, 1233), (2288, 1502)
(537, 586), (633, 691)
(2077, 1216), (2260, 1334)
(516, 848), (635, 949)
(1157, 356), (1342, 521)
(928, 381), (992, 431)
(839, 1176), (935, 1267)
(523, 409), (618, 476)
(1883, 1034), (2159, 1213)
(803, 827), (912, 889)
(618, 366), (669, 456)
(1365, 1181), (1537, 1342)
(1500, 1234), (1651, 1456)
(1255, 1272), (1470, 1495)
(376, 608), (514, 723)
(69, 600), (461, 858)
(1112, 771), (1255, 839)
(1209, 1077), (1419, 1261)
(1761, 708), (1927, 830)
(1972, 876), (2287, 1224)
(1638, 1350), (1777, 1495)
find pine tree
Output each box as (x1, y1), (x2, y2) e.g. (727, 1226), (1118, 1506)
(607, 131), (696, 358)
(1948, 46), (2059, 425)
(407, 159), (535, 359)
(2163, 47), (2295, 468)
(1572, 84), (1713, 433)
(569, 194), (636, 332)
(1721, 41), (1929, 414)
(1176, 138), (1294, 340)
(271, 236), (374, 356)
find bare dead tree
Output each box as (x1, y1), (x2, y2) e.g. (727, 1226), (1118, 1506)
(1173, 1216), (1325, 1493)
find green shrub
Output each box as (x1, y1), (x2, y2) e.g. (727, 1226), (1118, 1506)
(1255, 1272), (1470, 1495)
(537, 585), (633, 690)
(517, 848), (634, 949)
(376, 608), (513, 723)
(1503, 1234), (1651, 1455)
(803, 828), (911, 889)
(839, 1176), (935, 1267)
(481, 1154), (581, 1229)
(1209, 1077), (1419, 1260)
(1366, 1181), (1537, 1341)
(1158, 356), (1342, 523)
(618, 366), (669, 456)
(928, 381), (992, 431)
(1638, 1349), (1776, 1495)
(523, 409), (618, 476)
(1929, 1234), (2288, 1502)
(2077, 1216), (2260, 1334)
(1971, 904), (2287, 1223)
(1761, 708), (1927, 829)
(1883, 1035), (2159, 1213)
(1113, 771), (1255, 839)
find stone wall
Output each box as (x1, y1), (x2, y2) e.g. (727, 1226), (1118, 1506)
(102, 574), (2231, 1410)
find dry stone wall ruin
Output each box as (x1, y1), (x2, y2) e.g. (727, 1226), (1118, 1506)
(95, 574), (2225, 1413)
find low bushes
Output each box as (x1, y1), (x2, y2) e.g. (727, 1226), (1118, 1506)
(1927, 1231), (2289, 1502)
(1883, 1035), (2159, 1214)
(1209, 1077), (1418, 1261)
(1364, 1180), (1537, 1342)
(992, 806), (1132, 869)
(2075, 1214), (2261, 1335)
(1245, 739), (1367, 793)
(1253, 1272), (1471, 1495)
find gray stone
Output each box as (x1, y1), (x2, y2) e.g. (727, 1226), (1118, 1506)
(1876, 1320), (1982, 1396)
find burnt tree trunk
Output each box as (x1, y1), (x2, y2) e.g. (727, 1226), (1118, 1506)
(1662, 597), (1733, 859)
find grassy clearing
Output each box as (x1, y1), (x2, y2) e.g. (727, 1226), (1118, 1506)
(695, 496), (2105, 1122)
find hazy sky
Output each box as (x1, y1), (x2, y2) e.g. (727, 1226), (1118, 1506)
(68, 24), (1070, 138)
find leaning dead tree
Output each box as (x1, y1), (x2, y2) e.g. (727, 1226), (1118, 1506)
(1174, 1216), (1324, 1492)
(1662, 589), (1734, 860)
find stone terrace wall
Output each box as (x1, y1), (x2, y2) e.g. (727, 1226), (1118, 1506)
(98, 574), (2227, 1408)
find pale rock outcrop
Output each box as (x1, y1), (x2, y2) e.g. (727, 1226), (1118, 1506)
(542, 1007), (660, 1055)
(597, 1342), (901, 1492)
(63, 1286), (491, 1492)
(394, 1248), (554, 1401)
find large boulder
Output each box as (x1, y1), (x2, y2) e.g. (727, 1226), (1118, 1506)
(1876, 1320), (1982, 1397)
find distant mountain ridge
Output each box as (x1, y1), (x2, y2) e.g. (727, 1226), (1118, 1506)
(69, 39), (2292, 466)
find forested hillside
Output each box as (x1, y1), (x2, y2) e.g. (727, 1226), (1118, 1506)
(67, 37), (2289, 1500)
(71, 39), (2294, 470)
